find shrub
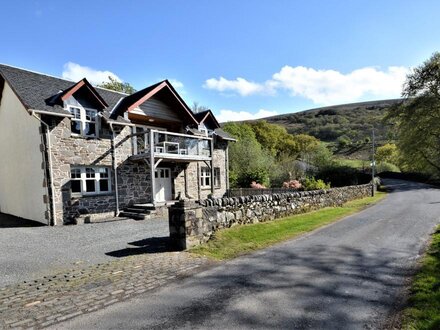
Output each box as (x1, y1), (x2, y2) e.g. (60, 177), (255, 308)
(250, 181), (266, 189)
(301, 177), (330, 191)
(282, 180), (302, 189)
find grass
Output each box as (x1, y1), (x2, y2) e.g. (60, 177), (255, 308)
(401, 226), (440, 330)
(190, 191), (386, 260)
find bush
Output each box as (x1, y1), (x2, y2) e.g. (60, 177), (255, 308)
(376, 161), (400, 173)
(250, 181), (266, 189)
(282, 180), (302, 189)
(301, 177), (330, 191)
(316, 165), (371, 187)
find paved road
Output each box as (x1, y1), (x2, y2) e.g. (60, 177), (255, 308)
(0, 217), (169, 287)
(57, 179), (440, 330)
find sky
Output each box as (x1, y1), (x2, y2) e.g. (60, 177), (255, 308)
(1, 0), (439, 122)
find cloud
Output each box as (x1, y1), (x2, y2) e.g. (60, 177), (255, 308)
(168, 79), (185, 93)
(205, 66), (409, 105)
(204, 77), (274, 96)
(271, 65), (409, 105)
(216, 109), (278, 123)
(62, 62), (121, 85)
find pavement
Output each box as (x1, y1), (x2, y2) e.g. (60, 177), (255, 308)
(0, 217), (169, 287)
(0, 179), (439, 329)
(50, 179), (440, 329)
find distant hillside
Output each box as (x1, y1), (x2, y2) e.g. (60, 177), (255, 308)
(261, 99), (402, 158)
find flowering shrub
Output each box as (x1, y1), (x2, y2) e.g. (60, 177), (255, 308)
(282, 180), (302, 189)
(250, 181), (266, 189)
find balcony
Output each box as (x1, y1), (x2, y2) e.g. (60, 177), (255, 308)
(131, 129), (212, 162)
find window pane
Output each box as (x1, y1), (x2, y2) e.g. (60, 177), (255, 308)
(98, 168), (109, 178)
(99, 179), (109, 192)
(71, 169), (81, 179)
(71, 180), (81, 193)
(71, 120), (81, 134)
(86, 180), (95, 192)
(86, 168), (95, 178)
(86, 110), (97, 122)
(69, 107), (81, 119)
(84, 122), (96, 136)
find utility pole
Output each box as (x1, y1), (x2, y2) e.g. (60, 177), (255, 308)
(371, 127), (375, 196)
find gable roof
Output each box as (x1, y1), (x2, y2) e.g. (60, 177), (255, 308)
(0, 64), (126, 116)
(110, 79), (198, 125)
(194, 110), (221, 129)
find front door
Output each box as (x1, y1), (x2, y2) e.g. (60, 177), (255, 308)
(154, 168), (172, 202)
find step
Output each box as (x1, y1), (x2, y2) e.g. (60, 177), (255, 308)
(124, 207), (151, 214)
(118, 212), (147, 220)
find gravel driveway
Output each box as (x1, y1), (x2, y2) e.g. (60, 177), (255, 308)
(0, 217), (169, 287)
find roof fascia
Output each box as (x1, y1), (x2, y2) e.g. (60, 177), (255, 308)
(61, 79), (108, 108)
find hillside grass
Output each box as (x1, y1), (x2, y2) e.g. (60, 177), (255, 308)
(190, 192), (386, 260)
(401, 225), (440, 330)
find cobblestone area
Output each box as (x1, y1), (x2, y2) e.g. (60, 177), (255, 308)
(0, 252), (213, 329)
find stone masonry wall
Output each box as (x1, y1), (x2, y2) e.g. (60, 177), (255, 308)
(169, 183), (372, 249)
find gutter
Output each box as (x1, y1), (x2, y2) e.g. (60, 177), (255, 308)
(31, 111), (56, 226)
(109, 123), (120, 216)
(30, 109), (73, 118)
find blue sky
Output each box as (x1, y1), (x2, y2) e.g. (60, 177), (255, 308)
(1, 0), (439, 121)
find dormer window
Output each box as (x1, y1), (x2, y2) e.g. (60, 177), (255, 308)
(69, 106), (98, 137)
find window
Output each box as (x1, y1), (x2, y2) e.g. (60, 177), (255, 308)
(68, 106), (98, 137)
(214, 167), (221, 188)
(70, 166), (111, 196)
(200, 167), (211, 187)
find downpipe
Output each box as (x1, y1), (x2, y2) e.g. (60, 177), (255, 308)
(109, 123), (120, 216)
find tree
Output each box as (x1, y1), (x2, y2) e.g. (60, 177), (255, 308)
(98, 76), (136, 94)
(386, 52), (440, 176)
(375, 143), (398, 165)
(192, 102), (210, 114)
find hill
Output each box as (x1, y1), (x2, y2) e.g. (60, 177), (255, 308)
(261, 99), (402, 159)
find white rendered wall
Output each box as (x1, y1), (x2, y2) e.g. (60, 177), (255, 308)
(0, 82), (48, 223)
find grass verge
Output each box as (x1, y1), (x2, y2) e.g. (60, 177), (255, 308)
(401, 225), (440, 330)
(190, 191), (386, 260)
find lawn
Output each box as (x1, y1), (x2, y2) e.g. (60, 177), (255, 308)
(190, 191), (386, 260)
(401, 225), (440, 330)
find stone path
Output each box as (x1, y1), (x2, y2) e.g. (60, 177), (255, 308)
(0, 252), (213, 329)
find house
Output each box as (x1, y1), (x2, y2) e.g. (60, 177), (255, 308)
(0, 64), (234, 226)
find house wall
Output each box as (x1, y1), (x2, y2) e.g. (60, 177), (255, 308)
(48, 116), (151, 225)
(0, 82), (48, 223)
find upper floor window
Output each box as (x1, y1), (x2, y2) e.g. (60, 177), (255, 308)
(69, 106), (98, 137)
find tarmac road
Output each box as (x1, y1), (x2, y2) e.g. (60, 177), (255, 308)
(55, 179), (440, 329)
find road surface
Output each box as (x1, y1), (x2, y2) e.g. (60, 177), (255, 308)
(54, 179), (440, 329)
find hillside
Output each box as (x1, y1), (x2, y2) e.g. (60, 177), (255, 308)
(262, 99), (402, 158)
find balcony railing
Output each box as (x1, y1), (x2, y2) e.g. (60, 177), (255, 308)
(132, 129), (212, 161)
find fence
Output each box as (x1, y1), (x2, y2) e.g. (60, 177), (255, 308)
(227, 188), (300, 197)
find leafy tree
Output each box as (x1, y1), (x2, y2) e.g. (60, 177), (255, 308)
(386, 52), (440, 176)
(98, 76), (136, 94)
(375, 143), (398, 165)
(223, 122), (273, 187)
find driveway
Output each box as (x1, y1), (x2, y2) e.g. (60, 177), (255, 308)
(0, 217), (169, 287)
(57, 179), (440, 329)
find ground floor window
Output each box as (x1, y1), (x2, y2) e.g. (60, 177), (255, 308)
(201, 166), (221, 189)
(70, 166), (111, 196)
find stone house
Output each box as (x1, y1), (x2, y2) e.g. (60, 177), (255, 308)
(0, 64), (234, 225)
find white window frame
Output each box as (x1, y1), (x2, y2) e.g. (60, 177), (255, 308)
(68, 106), (99, 138)
(70, 166), (112, 196)
(200, 166), (211, 188)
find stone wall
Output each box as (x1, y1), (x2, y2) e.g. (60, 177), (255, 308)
(169, 183), (372, 249)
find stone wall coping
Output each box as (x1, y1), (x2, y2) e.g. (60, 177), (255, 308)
(197, 183), (372, 207)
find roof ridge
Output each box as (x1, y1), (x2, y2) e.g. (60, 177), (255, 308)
(0, 63), (129, 96)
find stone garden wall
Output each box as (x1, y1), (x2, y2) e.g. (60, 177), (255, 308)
(169, 183), (372, 250)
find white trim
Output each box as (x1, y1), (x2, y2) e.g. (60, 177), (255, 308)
(200, 166), (211, 188)
(29, 109), (73, 118)
(67, 105), (99, 138)
(70, 166), (112, 197)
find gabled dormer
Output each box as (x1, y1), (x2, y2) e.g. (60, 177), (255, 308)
(46, 78), (108, 138)
(194, 110), (221, 136)
(110, 80), (198, 132)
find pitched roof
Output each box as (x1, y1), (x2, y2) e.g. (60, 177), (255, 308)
(0, 64), (126, 116)
(194, 110), (220, 129)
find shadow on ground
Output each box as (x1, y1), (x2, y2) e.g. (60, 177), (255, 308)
(106, 236), (173, 257)
(0, 213), (46, 228)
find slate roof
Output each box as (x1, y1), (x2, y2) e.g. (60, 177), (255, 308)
(194, 110), (220, 129)
(0, 64), (127, 116)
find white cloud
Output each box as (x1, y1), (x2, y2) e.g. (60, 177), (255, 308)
(168, 79), (185, 93)
(271, 65), (409, 105)
(205, 65), (409, 105)
(204, 77), (274, 96)
(62, 62), (121, 85)
(216, 109), (278, 123)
